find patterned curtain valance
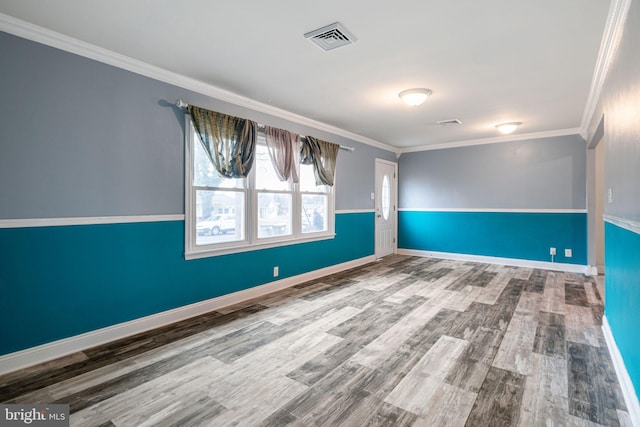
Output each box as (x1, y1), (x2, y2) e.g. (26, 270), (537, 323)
(188, 106), (257, 178)
(264, 126), (301, 183)
(300, 136), (340, 186)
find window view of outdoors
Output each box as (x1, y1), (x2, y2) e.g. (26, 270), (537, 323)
(300, 164), (328, 234)
(255, 144), (293, 239)
(193, 141), (246, 246)
(301, 194), (327, 233)
(192, 133), (332, 249)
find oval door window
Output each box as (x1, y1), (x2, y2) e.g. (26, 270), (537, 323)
(382, 174), (391, 220)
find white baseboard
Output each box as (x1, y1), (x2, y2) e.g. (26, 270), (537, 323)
(0, 255), (375, 376)
(397, 249), (591, 275)
(602, 316), (640, 426)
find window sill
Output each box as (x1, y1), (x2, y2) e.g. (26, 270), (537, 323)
(185, 232), (336, 260)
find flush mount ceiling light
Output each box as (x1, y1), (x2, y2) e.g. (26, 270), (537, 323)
(495, 122), (522, 134)
(399, 88), (432, 106)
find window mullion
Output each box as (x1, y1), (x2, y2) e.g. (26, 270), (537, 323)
(248, 162), (256, 245)
(293, 181), (301, 237)
(185, 117), (195, 254)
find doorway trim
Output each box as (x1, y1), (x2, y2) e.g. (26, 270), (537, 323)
(587, 114), (605, 276)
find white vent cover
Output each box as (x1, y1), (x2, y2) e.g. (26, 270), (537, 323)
(304, 22), (356, 51)
(436, 119), (462, 126)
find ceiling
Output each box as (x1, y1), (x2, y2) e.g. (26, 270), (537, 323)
(0, 0), (611, 150)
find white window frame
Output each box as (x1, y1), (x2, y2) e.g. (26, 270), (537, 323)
(185, 117), (335, 260)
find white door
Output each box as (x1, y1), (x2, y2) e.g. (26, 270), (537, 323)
(375, 159), (397, 259)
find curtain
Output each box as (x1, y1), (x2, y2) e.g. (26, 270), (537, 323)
(188, 106), (257, 178)
(263, 126), (300, 183)
(300, 136), (340, 186)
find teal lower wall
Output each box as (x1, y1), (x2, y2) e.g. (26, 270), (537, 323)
(0, 212), (374, 356)
(398, 211), (587, 265)
(605, 221), (640, 400)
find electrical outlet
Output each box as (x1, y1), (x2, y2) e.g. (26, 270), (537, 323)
(608, 188), (613, 204)
(273, 266), (279, 277)
(550, 247), (556, 256)
(565, 249), (572, 258)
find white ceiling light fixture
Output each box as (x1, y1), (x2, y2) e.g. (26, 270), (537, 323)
(399, 88), (432, 106)
(495, 122), (522, 134)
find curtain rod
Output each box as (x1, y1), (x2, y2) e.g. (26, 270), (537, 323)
(175, 99), (355, 152)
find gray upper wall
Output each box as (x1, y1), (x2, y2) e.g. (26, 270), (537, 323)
(0, 32), (395, 219)
(398, 135), (587, 210)
(600, 0), (640, 222)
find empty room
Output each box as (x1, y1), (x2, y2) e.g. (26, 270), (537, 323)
(1, 1), (639, 426)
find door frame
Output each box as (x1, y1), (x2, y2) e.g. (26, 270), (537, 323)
(587, 115), (605, 277)
(375, 158), (398, 259)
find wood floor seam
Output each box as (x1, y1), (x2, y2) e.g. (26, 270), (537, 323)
(0, 255), (628, 426)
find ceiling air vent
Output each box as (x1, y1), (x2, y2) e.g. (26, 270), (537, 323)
(436, 119), (462, 126)
(304, 22), (357, 51)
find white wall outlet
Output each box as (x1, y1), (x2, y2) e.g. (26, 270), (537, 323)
(608, 188), (613, 204)
(273, 266), (279, 277)
(371, 192), (375, 200)
(550, 247), (556, 256)
(565, 249), (572, 258)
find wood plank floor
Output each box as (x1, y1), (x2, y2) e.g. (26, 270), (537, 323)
(0, 255), (631, 426)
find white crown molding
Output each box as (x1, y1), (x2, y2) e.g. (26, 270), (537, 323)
(397, 249), (590, 275)
(398, 208), (587, 213)
(602, 316), (640, 426)
(604, 214), (640, 235)
(0, 214), (184, 229)
(580, 0), (633, 139)
(0, 13), (398, 156)
(0, 254), (376, 375)
(399, 128), (583, 154)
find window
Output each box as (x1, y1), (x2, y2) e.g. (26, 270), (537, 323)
(300, 164), (329, 234)
(185, 119), (335, 259)
(381, 174), (391, 221)
(255, 143), (293, 239)
(191, 139), (246, 247)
